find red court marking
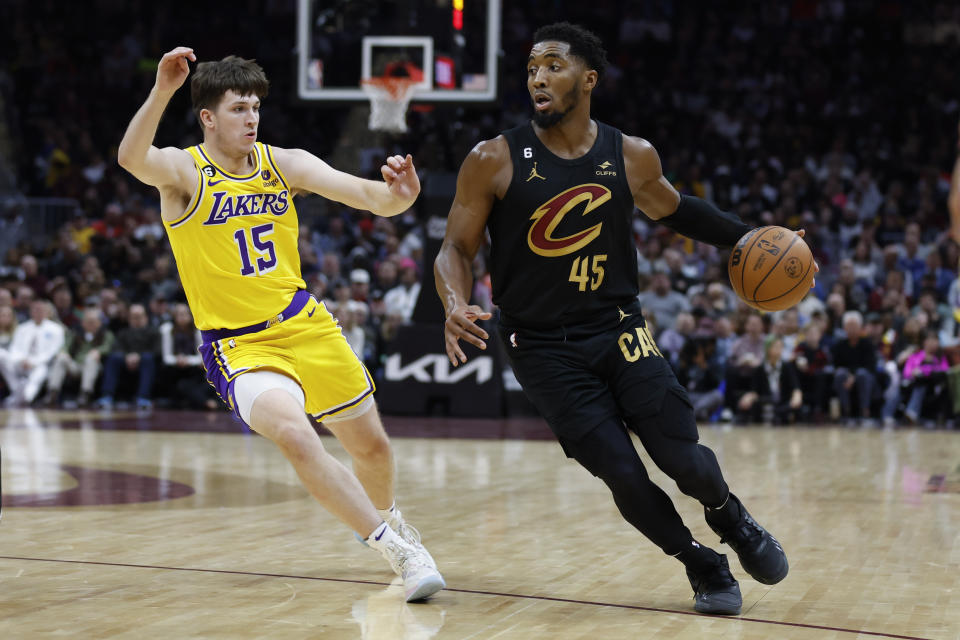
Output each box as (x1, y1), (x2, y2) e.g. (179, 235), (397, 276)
(2, 465), (195, 507)
(0, 555), (933, 640)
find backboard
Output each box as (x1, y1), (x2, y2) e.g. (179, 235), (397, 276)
(296, 0), (500, 103)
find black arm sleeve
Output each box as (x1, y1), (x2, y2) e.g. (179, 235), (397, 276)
(656, 195), (752, 250)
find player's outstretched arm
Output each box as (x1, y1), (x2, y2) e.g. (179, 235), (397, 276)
(274, 149), (419, 217)
(118, 46), (197, 189)
(435, 139), (507, 366)
(623, 135), (750, 249)
(950, 156), (960, 244)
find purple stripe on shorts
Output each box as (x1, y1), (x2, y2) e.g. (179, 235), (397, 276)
(212, 340), (234, 377)
(199, 341), (243, 423)
(228, 381), (246, 430)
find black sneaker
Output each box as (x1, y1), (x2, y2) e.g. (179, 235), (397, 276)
(706, 494), (788, 585)
(686, 554), (742, 615)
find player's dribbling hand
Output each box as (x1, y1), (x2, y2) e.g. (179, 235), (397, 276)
(156, 47), (196, 95)
(795, 228), (820, 288)
(444, 304), (492, 366)
(382, 154), (421, 202)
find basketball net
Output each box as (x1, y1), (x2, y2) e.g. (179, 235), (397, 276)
(361, 77), (417, 133)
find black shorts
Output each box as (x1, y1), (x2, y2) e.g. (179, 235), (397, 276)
(498, 300), (693, 442)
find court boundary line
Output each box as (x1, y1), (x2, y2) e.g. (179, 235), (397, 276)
(0, 555), (933, 640)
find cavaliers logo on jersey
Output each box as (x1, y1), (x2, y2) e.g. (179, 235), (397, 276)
(527, 184), (611, 257)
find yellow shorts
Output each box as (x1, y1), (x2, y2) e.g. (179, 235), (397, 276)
(199, 292), (375, 422)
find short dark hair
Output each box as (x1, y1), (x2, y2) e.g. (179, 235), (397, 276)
(190, 55), (269, 124)
(532, 22), (608, 80)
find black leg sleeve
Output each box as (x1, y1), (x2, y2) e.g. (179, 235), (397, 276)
(627, 391), (730, 507)
(559, 419), (696, 555)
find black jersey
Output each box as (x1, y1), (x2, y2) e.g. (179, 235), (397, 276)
(488, 121), (639, 328)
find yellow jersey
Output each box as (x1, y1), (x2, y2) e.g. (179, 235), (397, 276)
(164, 142), (305, 330)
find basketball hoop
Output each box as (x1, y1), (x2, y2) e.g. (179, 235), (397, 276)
(361, 77), (418, 133)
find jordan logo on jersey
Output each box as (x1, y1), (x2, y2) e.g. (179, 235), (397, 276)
(526, 162), (546, 182)
(203, 190), (290, 225)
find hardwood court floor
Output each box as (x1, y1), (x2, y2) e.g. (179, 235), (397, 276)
(0, 409), (957, 639)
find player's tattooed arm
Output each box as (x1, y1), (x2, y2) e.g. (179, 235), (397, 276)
(434, 137), (509, 365)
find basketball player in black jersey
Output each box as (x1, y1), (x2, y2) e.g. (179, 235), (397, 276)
(434, 23), (797, 615)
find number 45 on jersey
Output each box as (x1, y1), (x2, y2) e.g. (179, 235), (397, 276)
(569, 254), (607, 292)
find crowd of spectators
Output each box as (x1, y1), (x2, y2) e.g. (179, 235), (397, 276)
(1, 1), (959, 426)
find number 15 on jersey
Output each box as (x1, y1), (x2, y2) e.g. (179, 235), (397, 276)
(233, 223), (278, 276)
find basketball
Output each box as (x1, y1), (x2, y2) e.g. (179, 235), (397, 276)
(728, 226), (814, 311)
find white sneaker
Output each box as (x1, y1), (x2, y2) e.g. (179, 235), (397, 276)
(368, 528), (445, 602)
(356, 506), (438, 569)
(385, 507), (437, 568)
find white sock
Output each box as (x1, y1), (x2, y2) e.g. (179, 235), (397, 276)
(365, 521), (394, 544)
(377, 501), (397, 521)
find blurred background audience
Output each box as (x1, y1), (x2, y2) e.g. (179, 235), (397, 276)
(0, 0), (958, 426)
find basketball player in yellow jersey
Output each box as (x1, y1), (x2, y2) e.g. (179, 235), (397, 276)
(117, 47), (444, 602)
(950, 118), (960, 243)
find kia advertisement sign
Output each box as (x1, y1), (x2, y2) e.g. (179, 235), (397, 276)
(384, 353), (494, 385)
(377, 323), (504, 418)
